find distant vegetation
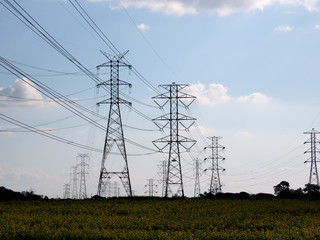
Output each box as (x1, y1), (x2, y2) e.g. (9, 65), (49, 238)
(0, 186), (48, 201)
(1, 197), (320, 239)
(272, 181), (320, 200)
(0, 183), (319, 239)
(200, 181), (320, 200)
(1, 184), (320, 239)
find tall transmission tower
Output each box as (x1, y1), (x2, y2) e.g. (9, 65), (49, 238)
(77, 154), (89, 199)
(194, 159), (201, 197)
(113, 182), (120, 197)
(96, 51), (133, 197)
(63, 183), (71, 199)
(71, 166), (78, 199)
(204, 137), (225, 194)
(304, 128), (320, 186)
(157, 160), (168, 197)
(145, 179), (157, 197)
(106, 179), (112, 198)
(153, 82), (196, 197)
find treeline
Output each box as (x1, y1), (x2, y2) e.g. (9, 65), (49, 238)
(201, 181), (320, 200)
(2, 181), (320, 201)
(0, 186), (48, 201)
(272, 181), (320, 200)
(200, 191), (275, 200)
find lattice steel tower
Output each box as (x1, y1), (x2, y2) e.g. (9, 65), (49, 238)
(304, 128), (320, 186)
(157, 160), (168, 197)
(145, 179), (157, 197)
(71, 166), (78, 199)
(204, 137), (225, 194)
(194, 159), (201, 197)
(97, 51), (133, 197)
(63, 184), (71, 199)
(77, 154), (89, 199)
(153, 82), (196, 197)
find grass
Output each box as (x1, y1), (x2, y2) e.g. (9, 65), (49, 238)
(0, 198), (320, 239)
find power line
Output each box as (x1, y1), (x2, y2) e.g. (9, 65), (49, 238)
(3, 0), (160, 127)
(3, 0), (164, 132)
(0, 57), (107, 131)
(0, 113), (103, 153)
(67, 0), (160, 95)
(1, 0), (106, 86)
(117, 0), (183, 83)
(1, 57), (157, 152)
(0, 57), (98, 76)
(0, 93), (106, 102)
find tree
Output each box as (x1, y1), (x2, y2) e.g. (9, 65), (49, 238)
(273, 181), (290, 197)
(303, 183), (320, 194)
(303, 183), (320, 200)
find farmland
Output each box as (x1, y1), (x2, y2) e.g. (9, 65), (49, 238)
(1, 198), (320, 239)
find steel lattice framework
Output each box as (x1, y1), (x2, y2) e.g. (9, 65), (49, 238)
(194, 159), (201, 197)
(71, 166), (78, 199)
(158, 160), (168, 197)
(63, 183), (71, 199)
(97, 51), (133, 197)
(304, 128), (320, 186)
(145, 179), (157, 197)
(77, 154), (89, 199)
(204, 137), (225, 194)
(153, 82), (196, 197)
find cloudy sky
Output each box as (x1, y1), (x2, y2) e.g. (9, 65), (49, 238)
(1, 0), (320, 197)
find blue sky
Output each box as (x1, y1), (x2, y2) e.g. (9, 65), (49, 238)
(1, 0), (320, 197)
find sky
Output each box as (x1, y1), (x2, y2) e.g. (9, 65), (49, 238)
(1, 0), (320, 198)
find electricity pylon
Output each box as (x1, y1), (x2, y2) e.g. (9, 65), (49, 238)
(113, 182), (120, 197)
(96, 51), (133, 197)
(77, 154), (89, 199)
(194, 159), (201, 197)
(145, 179), (157, 197)
(304, 128), (320, 186)
(71, 166), (78, 199)
(204, 137), (225, 194)
(63, 184), (71, 199)
(153, 82), (196, 197)
(157, 160), (168, 197)
(106, 179), (112, 198)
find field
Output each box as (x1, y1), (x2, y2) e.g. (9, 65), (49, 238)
(1, 198), (320, 239)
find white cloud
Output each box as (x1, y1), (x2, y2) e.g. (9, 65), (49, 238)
(193, 0), (276, 16)
(237, 92), (272, 104)
(274, 25), (294, 32)
(89, 0), (320, 16)
(137, 23), (150, 31)
(0, 164), (61, 196)
(187, 83), (271, 107)
(0, 78), (45, 108)
(234, 131), (254, 138)
(188, 83), (231, 106)
(92, 0), (197, 16)
(279, 0), (320, 11)
(189, 125), (214, 135)
(314, 24), (320, 29)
